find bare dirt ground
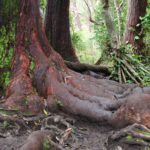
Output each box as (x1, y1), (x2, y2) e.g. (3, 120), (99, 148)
(0, 112), (147, 150)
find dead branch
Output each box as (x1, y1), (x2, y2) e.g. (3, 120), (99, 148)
(84, 0), (104, 25)
(111, 123), (150, 141)
(118, 66), (122, 83)
(41, 115), (75, 138)
(118, 0), (125, 10)
(59, 128), (72, 146)
(122, 60), (142, 83)
(121, 65), (139, 84)
(121, 69), (126, 83)
(122, 139), (149, 146)
(0, 114), (28, 128)
(65, 61), (110, 75)
(95, 56), (102, 65)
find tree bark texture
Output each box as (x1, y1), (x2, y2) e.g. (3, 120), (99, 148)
(3, 0), (150, 130)
(44, 0), (79, 62)
(101, 0), (118, 49)
(124, 0), (147, 56)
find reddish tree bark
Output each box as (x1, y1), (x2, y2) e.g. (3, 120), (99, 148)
(4, 0), (44, 113)
(2, 0), (150, 130)
(44, 0), (79, 62)
(124, 0), (147, 56)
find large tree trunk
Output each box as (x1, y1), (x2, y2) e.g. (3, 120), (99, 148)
(124, 0), (147, 56)
(44, 0), (78, 62)
(3, 0), (150, 130)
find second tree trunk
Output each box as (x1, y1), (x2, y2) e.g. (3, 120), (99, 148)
(45, 0), (78, 62)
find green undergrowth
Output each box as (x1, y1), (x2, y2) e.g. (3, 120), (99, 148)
(0, 0), (18, 96)
(109, 45), (150, 86)
(135, 128), (150, 136)
(126, 128), (150, 149)
(126, 133), (150, 149)
(0, 107), (36, 117)
(42, 137), (51, 150)
(26, 51), (39, 96)
(126, 133), (149, 145)
(0, 24), (15, 95)
(53, 95), (63, 107)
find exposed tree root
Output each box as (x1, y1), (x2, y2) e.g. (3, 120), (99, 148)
(111, 123), (150, 140)
(65, 60), (110, 76)
(0, 111), (75, 149)
(110, 123), (150, 147)
(19, 114), (74, 150)
(20, 130), (65, 150)
(111, 93), (150, 128)
(122, 139), (149, 147)
(0, 114), (28, 129)
(3, 0), (150, 132)
(41, 115), (73, 131)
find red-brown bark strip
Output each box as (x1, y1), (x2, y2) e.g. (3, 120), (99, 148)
(124, 0), (147, 56)
(4, 0), (43, 113)
(5, 1), (34, 97)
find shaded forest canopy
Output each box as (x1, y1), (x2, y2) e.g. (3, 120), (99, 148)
(0, 0), (150, 149)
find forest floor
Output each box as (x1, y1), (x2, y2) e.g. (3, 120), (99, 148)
(0, 111), (146, 150)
